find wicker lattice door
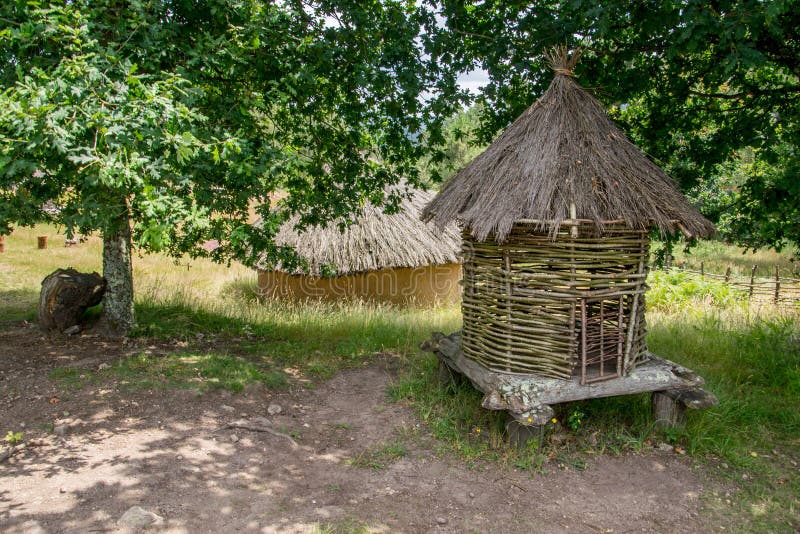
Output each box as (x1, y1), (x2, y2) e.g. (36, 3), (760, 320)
(578, 297), (625, 384)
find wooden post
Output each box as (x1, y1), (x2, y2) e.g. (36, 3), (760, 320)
(506, 420), (547, 450)
(503, 250), (512, 373)
(775, 266), (780, 303)
(749, 265), (757, 299)
(665, 252), (672, 270)
(580, 299), (588, 385)
(724, 267), (731, 282)
(700, 261), (704, 278)
(0, 235), (4, 253)
(652, 391), (686, 430)
(436, 359), (465, 387)
(37, 236), (48, 249)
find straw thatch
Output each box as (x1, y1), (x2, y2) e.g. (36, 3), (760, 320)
(422, 48), (715, 243)
(257, 185), (461, 277)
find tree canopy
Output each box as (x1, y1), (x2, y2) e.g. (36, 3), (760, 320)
(434, 0), (799, 252)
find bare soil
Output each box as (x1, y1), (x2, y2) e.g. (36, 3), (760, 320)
(1, 323), (727, 533)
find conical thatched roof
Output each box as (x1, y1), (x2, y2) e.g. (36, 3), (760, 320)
(422, 48), (715, 243)
(257, 185), (461, 276)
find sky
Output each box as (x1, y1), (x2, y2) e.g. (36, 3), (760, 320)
(457, 68), (490, 94)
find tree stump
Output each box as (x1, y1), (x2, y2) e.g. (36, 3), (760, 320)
(39, 269), (106, 332)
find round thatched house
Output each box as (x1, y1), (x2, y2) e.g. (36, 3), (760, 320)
(257, 186), (462, 305)
(423, 48), (714, 384)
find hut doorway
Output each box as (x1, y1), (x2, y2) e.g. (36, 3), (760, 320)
(577, 296), (626, 385)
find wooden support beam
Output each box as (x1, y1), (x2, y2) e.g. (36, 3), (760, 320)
(422, 331), (718, 437)
(652, 389), (718, 431)
(652, 391), (686, 430)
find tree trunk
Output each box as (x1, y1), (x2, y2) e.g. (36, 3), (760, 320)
(101, 214), (135, 335)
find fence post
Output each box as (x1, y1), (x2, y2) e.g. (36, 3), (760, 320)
(724, 267), (731, 282)
(700, 261), (704, 278)
(665, 252), (672, 270)
(775, 266), (780, 303)
(749, 265), (757, 299)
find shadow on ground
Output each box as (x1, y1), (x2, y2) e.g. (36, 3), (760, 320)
(0, 323), (714, 533)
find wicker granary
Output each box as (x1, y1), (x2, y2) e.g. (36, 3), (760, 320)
(256, 186), (462, 305)
(423, 48), (714, 383)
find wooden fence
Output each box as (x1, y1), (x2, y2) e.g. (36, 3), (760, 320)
(657, 260), (800, 306)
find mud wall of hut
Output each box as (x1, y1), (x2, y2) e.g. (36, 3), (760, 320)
(258, 264), (462, 306)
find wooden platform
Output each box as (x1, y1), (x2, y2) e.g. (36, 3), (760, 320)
(421, 331), (717, 432)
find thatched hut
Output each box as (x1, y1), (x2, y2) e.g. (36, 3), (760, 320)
(257, 186), (462, 305)
(423, 48), (714, 384)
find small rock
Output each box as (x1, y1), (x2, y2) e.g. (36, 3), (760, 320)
(468, 492), (475, 499)
(53, 424), (68, 436)
(230, 434), (239, 443)
(436, 517), (448, 525)
(220, 405), (235, 413)
(252, 416), (272, 427)
(267, 403), (283, 415)
(657, 443), (673, 452)
(98, 363), (110, 371)
(195, 333), (205, 340)
(117, 506), (164, 530)
(63, 325), (81, 336)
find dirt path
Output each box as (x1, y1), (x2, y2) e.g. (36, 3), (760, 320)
(1, 324), (717, 533)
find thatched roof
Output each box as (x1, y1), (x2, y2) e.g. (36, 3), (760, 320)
(422, 48), (715, 243)
(257, 185), (461, 276)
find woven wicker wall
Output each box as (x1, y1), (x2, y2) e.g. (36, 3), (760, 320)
(461, 223), (650, 381)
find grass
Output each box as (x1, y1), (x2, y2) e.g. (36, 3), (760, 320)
(313, 518), (372, 534)
(1, 224), (460, 380)
(346, 440), (409, 469)
(105, 351), (289, 393)
(2, 224), (799, 530)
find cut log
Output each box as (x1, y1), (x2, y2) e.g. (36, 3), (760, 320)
(39, 268), (106, 332)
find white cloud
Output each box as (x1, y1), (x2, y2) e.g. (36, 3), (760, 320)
(457, 69), (489, 94)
